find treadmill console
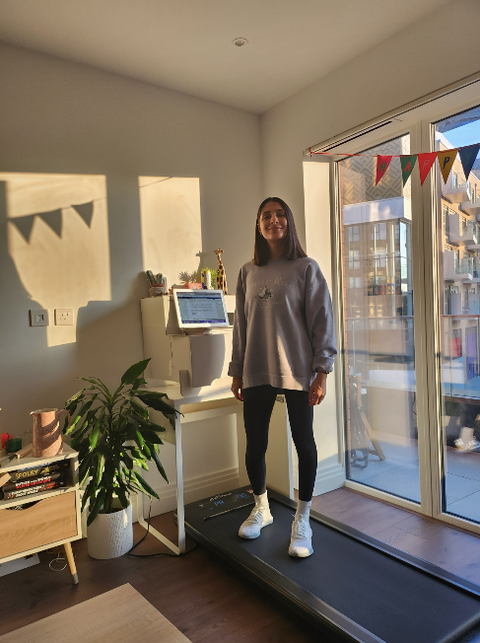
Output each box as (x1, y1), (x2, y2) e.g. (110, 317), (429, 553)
(195, 487), (254, 520)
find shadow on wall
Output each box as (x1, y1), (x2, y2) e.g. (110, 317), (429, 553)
(0, 173), (144, 441)
(0, 172), (203, 442)
(2, 171), (111, 348)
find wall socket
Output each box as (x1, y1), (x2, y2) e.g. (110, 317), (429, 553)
(54, 309), (74, 326)
(29, 309), (49, 327)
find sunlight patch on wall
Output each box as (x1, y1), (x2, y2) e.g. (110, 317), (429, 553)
(2, 173), (111, 347)
(139, 177), (202, 288)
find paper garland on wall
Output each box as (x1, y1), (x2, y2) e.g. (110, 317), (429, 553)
(309, 143), (480, 187)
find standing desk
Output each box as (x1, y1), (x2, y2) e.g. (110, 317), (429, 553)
(135, 382), (295, 555)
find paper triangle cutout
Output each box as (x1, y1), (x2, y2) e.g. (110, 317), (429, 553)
(400, 155), (417, 186)
(72, 201), (94, 227)
(9, 215), (36, 242)
(375, 155), (393, 185)
(418, 152), (437, 186)
(38, 209), (62, 238)
(459, 144), (480, 182)
(437, 149), (458, 184)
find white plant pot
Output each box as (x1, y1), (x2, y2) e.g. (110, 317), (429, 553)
(87, 501), (133, 559)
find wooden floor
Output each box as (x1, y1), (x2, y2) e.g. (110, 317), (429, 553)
(2, 487), (480, 642)
(312, 487), (480, 585)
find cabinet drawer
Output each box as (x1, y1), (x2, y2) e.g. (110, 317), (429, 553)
(0, 492), (77, 559)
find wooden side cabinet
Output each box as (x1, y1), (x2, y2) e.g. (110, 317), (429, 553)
(0, 445), (81, 584)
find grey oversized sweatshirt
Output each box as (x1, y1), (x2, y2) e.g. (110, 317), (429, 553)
(228, 257), (337, 391)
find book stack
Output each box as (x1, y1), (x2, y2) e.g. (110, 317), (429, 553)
(1, 460), (69, 500)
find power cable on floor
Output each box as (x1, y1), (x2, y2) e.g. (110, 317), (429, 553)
(127, 499), (196, 558)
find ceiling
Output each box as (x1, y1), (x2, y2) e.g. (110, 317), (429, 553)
(0, 0), (451, 113)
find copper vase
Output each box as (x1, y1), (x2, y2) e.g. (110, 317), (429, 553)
(31, 408), (65, 457)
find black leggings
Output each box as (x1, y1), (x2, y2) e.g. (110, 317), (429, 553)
(243, 385), (317, 502)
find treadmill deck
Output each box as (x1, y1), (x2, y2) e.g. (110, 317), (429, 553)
(184, 487), (480, 643)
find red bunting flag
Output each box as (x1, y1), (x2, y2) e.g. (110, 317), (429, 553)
(437, 149), (458, 184)
(417, 152), (437, 186)
(375, 155), (392, 185)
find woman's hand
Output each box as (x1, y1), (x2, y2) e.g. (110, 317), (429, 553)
(309, 372), (327, 406)
(231, 376), (244, 402)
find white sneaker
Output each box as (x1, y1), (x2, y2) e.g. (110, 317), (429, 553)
(238, 505), (273, 539)
(288, 514), (313, 558)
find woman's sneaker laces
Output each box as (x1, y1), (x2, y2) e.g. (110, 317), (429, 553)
(288, 514), (313, 557)
(238, 504), (273, 539)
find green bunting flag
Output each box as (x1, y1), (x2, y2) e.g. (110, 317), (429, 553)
(400, 155), (417, 186)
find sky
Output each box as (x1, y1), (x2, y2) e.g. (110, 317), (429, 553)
(442, 121), (480, 150)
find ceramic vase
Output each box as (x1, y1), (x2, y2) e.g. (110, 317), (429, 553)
(87, 500), (133, 559)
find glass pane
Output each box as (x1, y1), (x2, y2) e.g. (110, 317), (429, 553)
(435, 106), (480, 523)
(339, 135), (420, 502)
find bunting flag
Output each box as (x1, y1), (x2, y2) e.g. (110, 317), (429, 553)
(418, 152), (438, 185)
(309, 142), (480, 188)
(459, 144), (480, 182)
(437, 149), (458, 184)
(400, 155), (417, 186)
(375, 155), (393, 185)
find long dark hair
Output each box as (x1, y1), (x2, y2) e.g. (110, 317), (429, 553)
(253, 197), (307, 266)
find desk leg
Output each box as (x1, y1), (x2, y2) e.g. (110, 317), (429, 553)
(136, 493), (181, 556)
(63, 542), (79, 584)
(175, 412), (186, 554)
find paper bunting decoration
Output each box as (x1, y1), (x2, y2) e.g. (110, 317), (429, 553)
(375, 155), (393, 185)
(418, 152), (437, 186)
(459, 144), (480, 181)
(400, 155), (417, 186)
(437, 149), (458, 184)
(309, 142), (480, 188)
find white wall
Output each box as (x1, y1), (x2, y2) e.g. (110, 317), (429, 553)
(0, 43), (262, 457)
(262, 0), (480, 242)
(261, 0), (480, 487)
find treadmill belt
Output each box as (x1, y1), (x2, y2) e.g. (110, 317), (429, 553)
(184, 488), (480, 643)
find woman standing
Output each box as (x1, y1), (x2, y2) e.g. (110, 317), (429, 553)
(229, 197), (336, 558)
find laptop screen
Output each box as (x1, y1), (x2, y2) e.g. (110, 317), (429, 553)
(173, 289), (230, 329)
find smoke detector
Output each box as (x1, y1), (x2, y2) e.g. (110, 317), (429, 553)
(232, 37), (248, 47)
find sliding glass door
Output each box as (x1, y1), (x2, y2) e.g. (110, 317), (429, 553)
(333, 86), (480, 531)
(434, 106), (480, 524)
(339, 134), (420, 503)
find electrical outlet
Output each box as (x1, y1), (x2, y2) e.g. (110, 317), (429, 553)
(29, 309), (49, 327)
(54, 308), (74, 326)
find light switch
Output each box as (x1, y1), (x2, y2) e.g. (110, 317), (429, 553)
(29, 309), (49, 327)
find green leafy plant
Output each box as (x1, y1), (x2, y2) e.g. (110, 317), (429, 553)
(63, 358), (179, 526)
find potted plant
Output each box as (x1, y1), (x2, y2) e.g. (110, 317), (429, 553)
(63, 358), (179, 559)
